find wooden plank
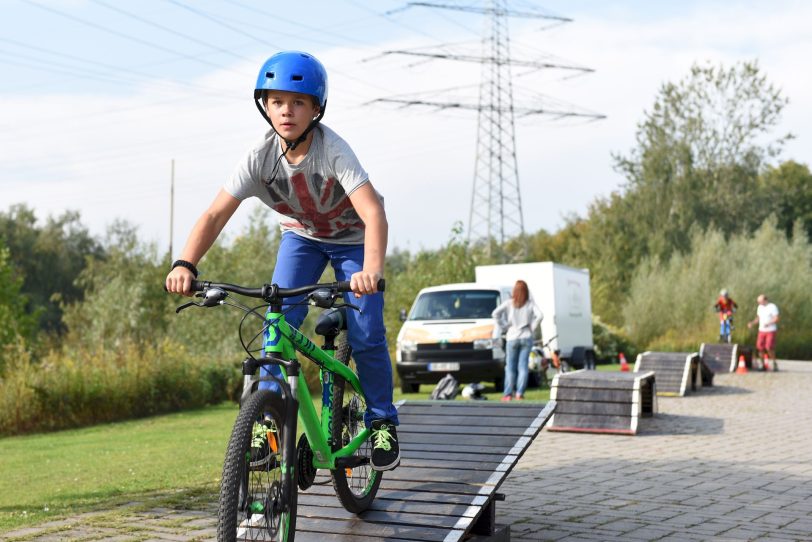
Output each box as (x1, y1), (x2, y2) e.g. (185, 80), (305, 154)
(352, 478), (491, 495)
(551, 413), (632, 430)
(382, 466), (497, 485)
(298, 494), (474, 517)
(552, 388), (640, 403)
(398, 423), (528, 437)
(295, 532), (429, 542)
(295, 516), (452, 541)
(397, 449), (512, 464)
(552, 375), (643, 390)
(396, 403), (543, 418)
(303, 481), (488, 502)
(400, 442), (514, 455)
(554, 401), (633, 416)
(397, 414), (533, 428)
(297, 504), (462, 529)
(398, 432), (521, 447)
(400, 457), (505, 471)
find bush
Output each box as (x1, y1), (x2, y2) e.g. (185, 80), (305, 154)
(592, 317), (638, 362)
(623, 219), (812, 358)
(0, 338), (239, 436)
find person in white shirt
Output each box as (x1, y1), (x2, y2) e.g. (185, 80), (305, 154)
(747, 294), (780, 371)
(492, 280), (543, 400)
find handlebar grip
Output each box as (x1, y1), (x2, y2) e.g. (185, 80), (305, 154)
(335, 279), (386, 293)
(190, 280), (206, 292)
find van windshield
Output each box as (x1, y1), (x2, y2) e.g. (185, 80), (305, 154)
(410, 290), (501, 320)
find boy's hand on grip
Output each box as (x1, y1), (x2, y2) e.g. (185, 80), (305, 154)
(165, 267), (195, 297)
(350, 270), (382, 298)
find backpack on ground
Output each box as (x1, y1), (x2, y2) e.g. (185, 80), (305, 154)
(429, 373), (459, 400)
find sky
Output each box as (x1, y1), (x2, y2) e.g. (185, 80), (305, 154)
(2, 0), (811, 256)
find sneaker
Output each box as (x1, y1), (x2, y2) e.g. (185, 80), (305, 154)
(515, 394), (524, 400)
(249, 419), (278, 469)
(370, 419), (400, 471)
(500, 395), (512, 402)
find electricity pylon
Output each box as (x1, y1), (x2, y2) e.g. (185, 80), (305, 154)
(371, 1), (604, 261)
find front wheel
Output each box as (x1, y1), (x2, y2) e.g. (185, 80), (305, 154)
(331, 342), (382, 514)
(218, 389), (297, 541)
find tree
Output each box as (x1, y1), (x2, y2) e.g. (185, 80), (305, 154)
(0, 204), (104, 333)
(0, 241), (39, 372)
(567, 61), (791, 325)
(760, 161), (812, 239)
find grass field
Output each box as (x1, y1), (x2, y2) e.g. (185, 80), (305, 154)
(0, 365), (620, 532)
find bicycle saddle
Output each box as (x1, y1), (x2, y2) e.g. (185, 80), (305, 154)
(314, 307), (349, 337)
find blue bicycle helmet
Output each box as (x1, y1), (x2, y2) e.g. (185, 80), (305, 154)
(254, 51), (327, 107)
(253, 51), (328, 150)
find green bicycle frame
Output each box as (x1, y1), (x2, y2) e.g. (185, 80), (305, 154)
(263, 309), (371, 470)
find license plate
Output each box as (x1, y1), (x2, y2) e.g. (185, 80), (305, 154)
(428, 362), (460, 372)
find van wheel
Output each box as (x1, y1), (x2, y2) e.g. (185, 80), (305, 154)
(401, 382), (420, 394)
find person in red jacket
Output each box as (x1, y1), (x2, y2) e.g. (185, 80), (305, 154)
(714, 289), (738, 343)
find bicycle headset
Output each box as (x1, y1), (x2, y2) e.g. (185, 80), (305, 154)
(254, 51), (328, 152)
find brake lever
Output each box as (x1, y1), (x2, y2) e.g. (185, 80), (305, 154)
(175, 289), (227, 313)
(175, 301), (199, 313)
(334, 302), (362, 314)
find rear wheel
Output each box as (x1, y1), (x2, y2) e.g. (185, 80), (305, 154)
(331, 342), (382, 513)
(218, 389), (297, 541)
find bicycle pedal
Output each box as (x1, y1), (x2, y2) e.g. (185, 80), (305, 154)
(335, 456), (369, 469)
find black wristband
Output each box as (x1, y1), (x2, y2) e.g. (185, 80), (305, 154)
(171, 259), (199, 278)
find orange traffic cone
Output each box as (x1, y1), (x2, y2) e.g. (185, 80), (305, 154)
(735, 354), (748, 374)
(619, 352), (630, 372)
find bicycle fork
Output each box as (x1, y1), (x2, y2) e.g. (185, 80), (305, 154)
(240, 356), (301, 515)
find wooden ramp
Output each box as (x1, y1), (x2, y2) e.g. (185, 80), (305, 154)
(295, 400), (556, 542)
(634, 352), (703, 396)
(547, 370), (657, 435)
(699, 343), (739, 375)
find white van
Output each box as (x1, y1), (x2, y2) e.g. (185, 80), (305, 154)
(395, 283), (511, 393)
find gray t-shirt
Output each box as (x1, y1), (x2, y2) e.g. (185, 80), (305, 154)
(224, 124), (375, 244)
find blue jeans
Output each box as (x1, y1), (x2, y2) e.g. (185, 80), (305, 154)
(504, 338), (533, 397)
(260, 232), (398, 426)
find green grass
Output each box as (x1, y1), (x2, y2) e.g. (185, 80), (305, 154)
(0, 402), (238, 532)
(0, 374), (570, 533)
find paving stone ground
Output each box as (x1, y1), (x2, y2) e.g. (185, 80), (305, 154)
(3, 361), (811, 541)
(501, 360), (812, 541)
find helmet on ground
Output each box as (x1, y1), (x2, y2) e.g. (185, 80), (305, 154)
(461, 382), (486, 400)
(720, 289), (729, 297)
(254, 51), (328, 108)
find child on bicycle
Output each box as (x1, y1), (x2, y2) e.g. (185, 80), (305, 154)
(164, 51), (400, 471)
(714, 288), (737, 342)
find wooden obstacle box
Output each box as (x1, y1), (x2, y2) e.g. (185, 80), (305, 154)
(547, 370), (657, 435)
(634, 351), (704, 396)
(295, 399), (556, 542)
(699, 343), (740, 374)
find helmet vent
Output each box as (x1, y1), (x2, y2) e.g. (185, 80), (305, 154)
(266, 71), (275, 79)
(291, 75), (303, 81)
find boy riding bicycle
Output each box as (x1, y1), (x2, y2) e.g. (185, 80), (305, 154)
(165, 51), (399, 471)
(714, 289), (738, 343)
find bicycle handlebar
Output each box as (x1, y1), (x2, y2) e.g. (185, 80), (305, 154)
(188, 278), (386, 301)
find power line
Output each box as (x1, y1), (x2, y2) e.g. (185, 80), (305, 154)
(19, 0), (246, 75)
(90, 0), (254, 63)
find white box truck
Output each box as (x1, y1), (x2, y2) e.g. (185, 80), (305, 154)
(475, 262), (595, 368)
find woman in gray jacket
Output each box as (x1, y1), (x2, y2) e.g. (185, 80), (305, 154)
(492, 280), (543, 401)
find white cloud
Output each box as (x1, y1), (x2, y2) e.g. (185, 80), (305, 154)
(2, 1), (810, 256)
